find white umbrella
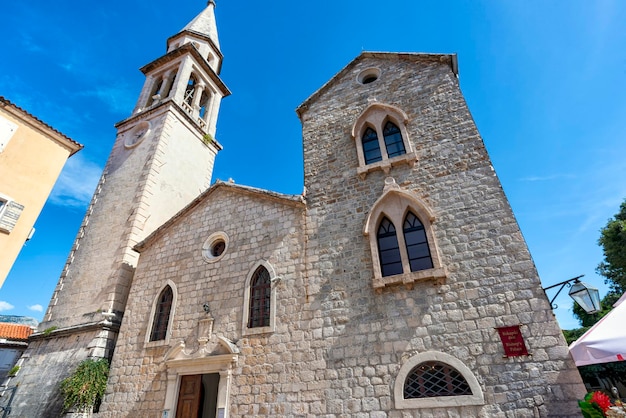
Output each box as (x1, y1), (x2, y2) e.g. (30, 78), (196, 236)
(569, 293), (626, 366)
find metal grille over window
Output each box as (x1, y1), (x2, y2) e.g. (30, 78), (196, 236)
(403, 212), (433, 272)
(404, 361), (472, 399)
(377, 217), (402, 277)
(248, 267), (271, 327)
(383, 121), (406, 158)
(362, 127), (382, 164)
(150, 286), (173, 341)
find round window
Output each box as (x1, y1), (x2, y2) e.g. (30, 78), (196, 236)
(211, 240), (225, 257)
(202, 232), (229, 263)
(357, 68), (381, 85)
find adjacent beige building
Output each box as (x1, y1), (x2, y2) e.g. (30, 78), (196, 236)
(0, 97), (82, 287)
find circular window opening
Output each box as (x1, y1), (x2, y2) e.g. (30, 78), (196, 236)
(202, 232), (229, 263)
(357, 68), (381, 85)
(211, 240), (225, 257)
(363, 75), (377, 84)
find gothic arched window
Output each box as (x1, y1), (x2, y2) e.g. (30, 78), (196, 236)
(364, 186), (447, 289)
(403, 211), (433, 272)
(150, 285), (173, 341)
(248, 266), (271, 328)
(383, 121), (406, 158)
(351, 104), (416, 178)
(362, 127), (382, 164)
(377, 217), (403, 277)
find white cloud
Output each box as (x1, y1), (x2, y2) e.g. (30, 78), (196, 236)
(28, 304), (44, 312)
(49, 155), (102, 209)
(0, 301), (15, 311)
(20, 33), (43, 53)
(76, 83), (136, 115)
(519, 173), (576, 182)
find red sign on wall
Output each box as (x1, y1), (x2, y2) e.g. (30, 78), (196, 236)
(496, 325), (529, 357)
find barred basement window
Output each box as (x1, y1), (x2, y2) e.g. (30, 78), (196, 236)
(150, 285), (173, 341)
(404, 361), (471, 399)
(394, 352), (484, 409)
(248, 266), (271, 328)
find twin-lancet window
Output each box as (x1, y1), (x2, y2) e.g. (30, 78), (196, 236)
(377, 211), (433, 277)
(352, 103), (417, 178)
(362, 121), (406, 164)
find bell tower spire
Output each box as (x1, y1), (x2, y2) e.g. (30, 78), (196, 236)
(132, 0), (229, 137)
(8, 4), (230, 416)
(183, 0), (220, 48)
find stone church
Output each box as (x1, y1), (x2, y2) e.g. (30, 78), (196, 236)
(10, 1), (586, 417)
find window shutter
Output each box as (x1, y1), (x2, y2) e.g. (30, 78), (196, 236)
(0, 201), (24, 233)
(0, 115), (18, 153)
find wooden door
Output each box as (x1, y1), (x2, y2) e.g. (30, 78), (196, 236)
(176, 374), (203, 418)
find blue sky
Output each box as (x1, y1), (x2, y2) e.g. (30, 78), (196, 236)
(0, 1), (625, 330)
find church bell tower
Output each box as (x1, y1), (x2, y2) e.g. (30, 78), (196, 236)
(9, 2), (229, 415)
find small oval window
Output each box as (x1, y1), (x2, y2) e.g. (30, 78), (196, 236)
(211, 240), (225, 257)
(357, 68), (381, 85)
(202, 232), (229, 263)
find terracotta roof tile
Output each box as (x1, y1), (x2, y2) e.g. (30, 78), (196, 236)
(0, 96), (83, 155)
(0, 323), (33, 341)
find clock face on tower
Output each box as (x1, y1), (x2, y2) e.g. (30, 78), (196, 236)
(125, 121), (151, 148)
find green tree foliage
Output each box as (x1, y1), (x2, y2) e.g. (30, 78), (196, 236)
(60, 358), (109, 412)
(570, 200), (626, 329)
(597, 199), (626, 293)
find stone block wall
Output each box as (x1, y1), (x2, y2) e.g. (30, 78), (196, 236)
(99, 184), (307, 416)
(296, 54), (585, 417)
(97, 54), (585, 417)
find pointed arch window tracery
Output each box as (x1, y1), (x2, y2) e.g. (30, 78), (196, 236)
(403, 211), (433, 272)
(150, 285), (173, 342)
(364, 184), (446, 289)
(383, 121), (406, 158)
(248, 266), (271, 328)
(362, 127), (382, 164)
(377, 217), (402, 277)
(242, 261), (277, 335)
(352, 103), (417, 178)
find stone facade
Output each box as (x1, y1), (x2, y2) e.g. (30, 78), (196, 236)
(10, 4), (587, 417)
(8, 3), (229, 416)
(100, 184), (306, 416)
(99, 53), (585, 417)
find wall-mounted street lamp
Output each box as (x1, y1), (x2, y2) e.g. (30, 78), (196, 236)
(542, 274), (602, 314)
